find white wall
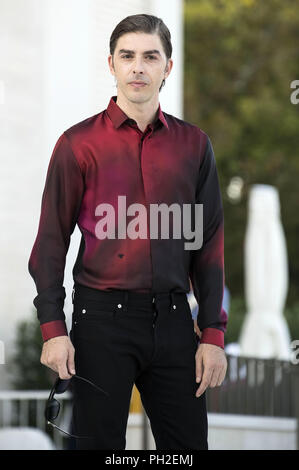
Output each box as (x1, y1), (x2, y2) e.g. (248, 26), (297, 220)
(207, 413), (297, 450)
(0, 0), (183, 388)
(126, 413), (297, 450)
(0, 0), (45, 386)
(150, 0), (183, 118)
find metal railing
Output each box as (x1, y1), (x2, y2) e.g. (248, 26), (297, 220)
(0, 390), (72, 449)
(206, 355), (299, 416)
(0, 355), (299, 449)
(206, 354), (299, 449)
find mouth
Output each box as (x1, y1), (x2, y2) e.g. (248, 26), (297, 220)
(129, 82), (147, 88)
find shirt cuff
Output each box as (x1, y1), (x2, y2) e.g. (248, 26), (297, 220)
(200, 327), (224, 349)
(40, 320), (68, 342)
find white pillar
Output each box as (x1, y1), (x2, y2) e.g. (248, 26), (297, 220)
(150, 0), (184, 119)
(42, 0), (94, 333)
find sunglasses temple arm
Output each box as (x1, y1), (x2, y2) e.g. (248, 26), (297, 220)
(75, 375), (110, 396)
(47, 421), (90, 439)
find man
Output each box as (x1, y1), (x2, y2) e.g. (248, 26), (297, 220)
(28, 13), (227, 450)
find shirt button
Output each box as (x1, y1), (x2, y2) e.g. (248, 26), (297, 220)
(173, 305), (176, 310)
(82, 309), (86, 314)
(118, 304), (122, 308)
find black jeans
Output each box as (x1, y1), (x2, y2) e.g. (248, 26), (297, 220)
(69, 282), (208, 450)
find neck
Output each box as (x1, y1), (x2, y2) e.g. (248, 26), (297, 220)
(115, 91), (159, 132)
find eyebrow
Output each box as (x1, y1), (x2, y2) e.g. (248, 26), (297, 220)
(118, 49), (161, 56)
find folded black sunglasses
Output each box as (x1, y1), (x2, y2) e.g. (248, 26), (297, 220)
(45, 374), (109, 439)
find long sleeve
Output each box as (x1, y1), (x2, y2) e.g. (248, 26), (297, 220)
(28, 132), (84, 341)
(189, 135), (228, 349)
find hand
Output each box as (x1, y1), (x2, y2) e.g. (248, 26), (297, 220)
(195, 343), (227, 398)
(40, 335), (76, 380)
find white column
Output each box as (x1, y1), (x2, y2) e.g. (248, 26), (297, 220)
(42, 0), (93, 333)
(0, 0), (45, 388)
(150, 0), (184, 119)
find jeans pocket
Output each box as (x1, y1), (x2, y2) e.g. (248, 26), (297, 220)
(73, 298), (117, 323)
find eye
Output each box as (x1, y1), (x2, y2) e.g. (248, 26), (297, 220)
(146, 55), (156, 60)
(121, 54), (132, 59)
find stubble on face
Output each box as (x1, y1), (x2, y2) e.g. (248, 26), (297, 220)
(110, 32), (169, 105)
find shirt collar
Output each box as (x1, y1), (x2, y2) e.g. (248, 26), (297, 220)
(106, 95), (169, 131)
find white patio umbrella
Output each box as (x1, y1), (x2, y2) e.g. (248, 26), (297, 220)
(239, 184), (291, 360)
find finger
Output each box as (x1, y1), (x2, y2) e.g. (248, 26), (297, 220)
(67, 350), (76, 376)
(218, 359), (227, 384)
(44, 350), (59, 374)
(196, 367), (213, 397)
(195, 353), (203, 383)
(40, 346), (48, 366)
(43, 360), (58, 374)
(58, 362), (72, 380)
(195, 377), (209, 397)
(210, 368), (221, 388)
(47, 362), (59, 375)
(217, 367), (227, 386)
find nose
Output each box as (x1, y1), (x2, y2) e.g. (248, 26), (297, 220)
(132, 57), (145, 75)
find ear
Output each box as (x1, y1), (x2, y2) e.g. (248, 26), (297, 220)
(164, 58), (173, 79)
(108, 54), (115, 76)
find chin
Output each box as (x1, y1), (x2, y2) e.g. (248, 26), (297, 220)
(127, 92), (149, 103)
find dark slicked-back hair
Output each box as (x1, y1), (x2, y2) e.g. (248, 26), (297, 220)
(109, 14), (172, 91)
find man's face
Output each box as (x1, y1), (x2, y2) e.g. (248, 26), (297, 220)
(108, 32), (172, 104)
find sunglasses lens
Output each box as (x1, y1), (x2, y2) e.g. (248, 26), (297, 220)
(45, 398), (60, 421)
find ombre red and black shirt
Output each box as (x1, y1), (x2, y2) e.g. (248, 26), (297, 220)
(28, 95), (228, 348)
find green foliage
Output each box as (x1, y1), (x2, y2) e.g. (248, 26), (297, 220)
(224, 296), (246, 345)
(284, 302), (299, 342)
(184, 0), (299, 311)
(9, 310), (55, 390)
(224, 297), (299, 346)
